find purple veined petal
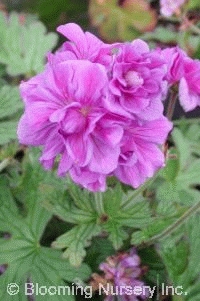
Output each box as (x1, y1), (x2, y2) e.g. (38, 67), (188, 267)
(61, 113), (86, 134)
(70, 167), (106, 192)
(131, 117), (172, 144)
(19, 72), (45, 104)
(179, 77), (199, 112)
(39, 137), (64, 162)
(57, 151), (73, 176)
(49, 107), (68, 124)
(85, 110), (106, 136)
(60, 107), (87, 134)
(73, 61), (108, 105)
(88, 134), (120, 174)
(57, 22), (116, 66)
(114, 164), (142, 188)
(52, 60), (108, 105)
(120, 94), (149, 114)
(17, 115), (56, 146)
(135, 97), (164, 121)
(109, 79), (123, 97)
(65, 133), (93, 167)
(20, 69), (68, 110)
(162, 47), (186, 84)
(49, 102), (83, 124)
(94, 117), (124, 148)
(85, 31), (104, 60)
(133, 139), (165, 172)
(39, 129), (65, 169)
(143, 79), (160, 94)
(17, 100), (60, 146)
(115, 142), (164, 188)
(103, 95), (133, 119)
(25, 101), (56, 126)
(57, 23), (88, 57)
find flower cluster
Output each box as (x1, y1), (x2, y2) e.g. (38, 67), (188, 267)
(160, 0), (186, 17)
(93, 248), (148, 301)
(18, 23), (199, 192)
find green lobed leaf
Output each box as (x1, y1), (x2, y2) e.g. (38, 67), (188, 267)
(52, 223), (102, 267)
(0, 12), (58, 76)
(0, 85), (23, 145)
(159, 214), (200, 301)
(0, 85), (22, 120)
(0, 154), (91, 301)
(48, 181), (155, 262)
(157, 126), (200, 205)
(0, 121), (18, 145)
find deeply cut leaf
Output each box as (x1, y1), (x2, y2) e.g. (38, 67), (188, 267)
(0, 12), (58, 76)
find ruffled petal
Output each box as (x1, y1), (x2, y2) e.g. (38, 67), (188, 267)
(89, 135), (120, 174)
(57, 23), (87, 57)
(70, 167), (106, 192)
(179, 77), (199, 112)
(66, 133), (93, 167)
(53, 60), (108, 105)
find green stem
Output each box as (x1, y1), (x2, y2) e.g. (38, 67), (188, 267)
(145, 201), (200, 246)
(166, 90), (178, 120)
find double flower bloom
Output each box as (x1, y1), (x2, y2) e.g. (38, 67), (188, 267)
(18, 23), (200, 191)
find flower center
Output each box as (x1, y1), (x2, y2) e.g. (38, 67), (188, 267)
(79, 106), (91, 116)
(124, 71), (144, 87)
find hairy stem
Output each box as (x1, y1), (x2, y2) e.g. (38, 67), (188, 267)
(166, 90), (178, 120)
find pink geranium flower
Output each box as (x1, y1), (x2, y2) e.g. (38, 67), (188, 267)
(51, 22), (117, 68)
(162, 46), (200, 112)
(160, 0), (185, 17)
(18, 60), (124, 191)
(18, 23), (172, 191)
(179, 58), (200, 111)
(162, 47), (186, 84)
(114, 117), (172, 188)
(109, 40), (167, 120)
